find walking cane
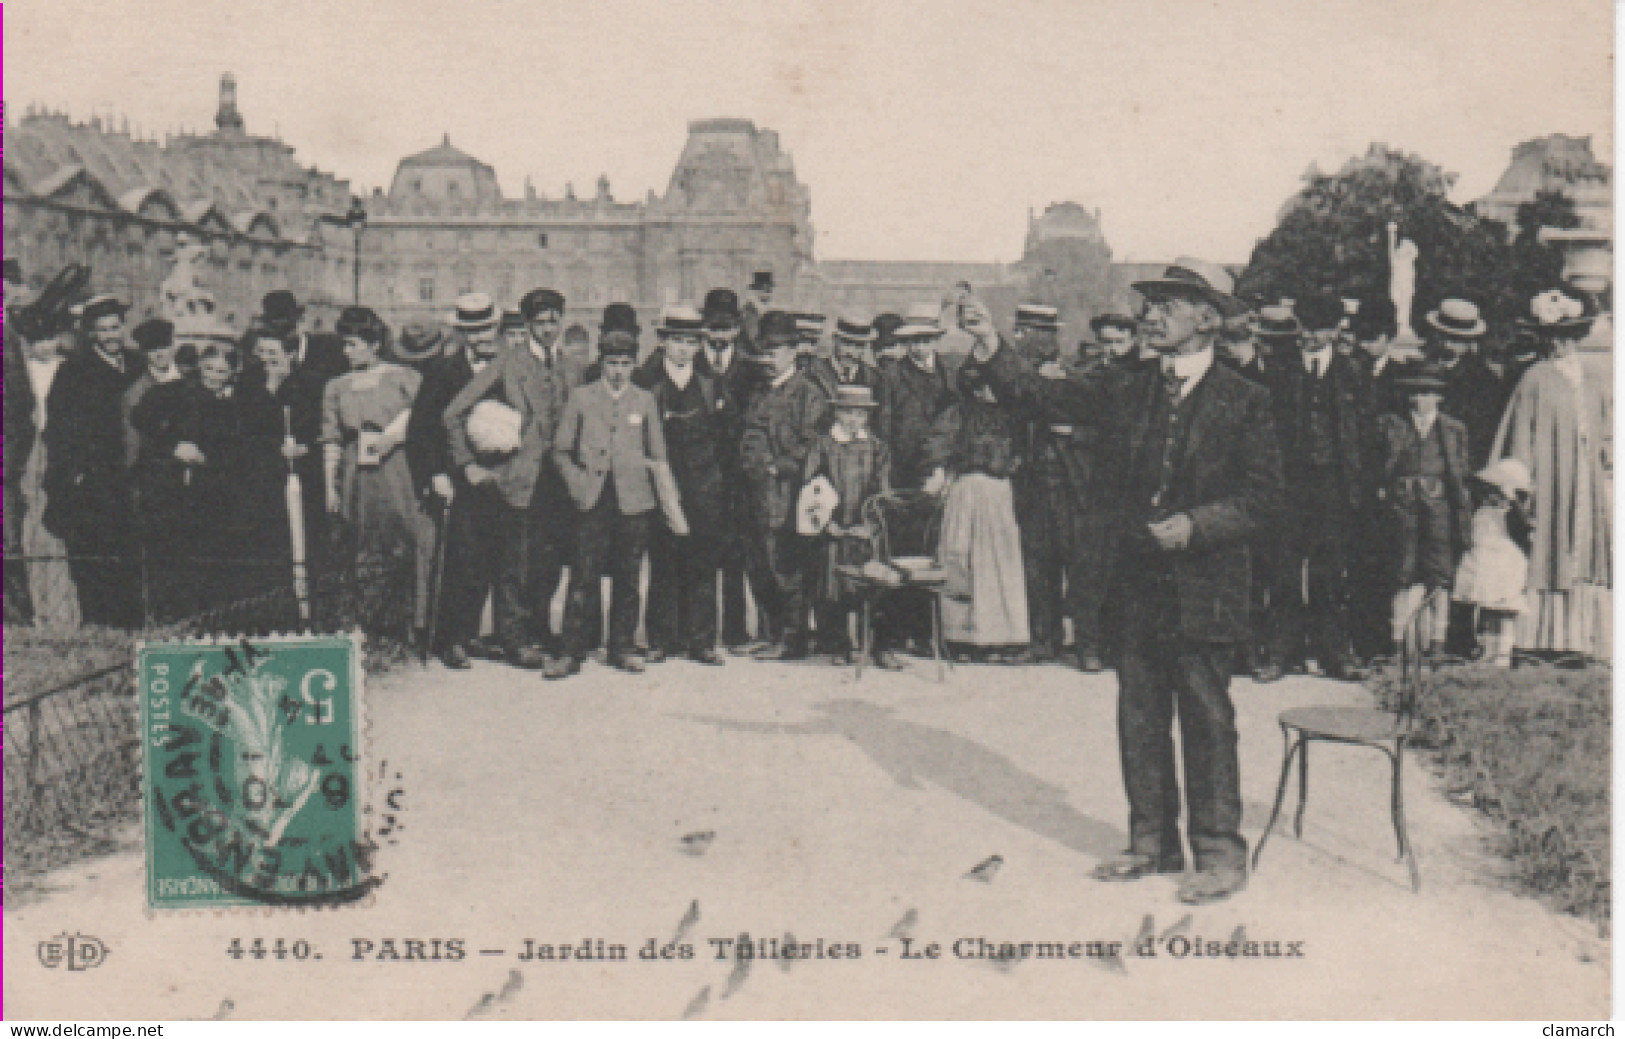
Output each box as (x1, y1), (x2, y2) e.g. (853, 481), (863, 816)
(284, 407), (312, 627)
(423, 490), (451, 664)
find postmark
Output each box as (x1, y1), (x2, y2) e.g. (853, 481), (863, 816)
(138, 632), (375, 909)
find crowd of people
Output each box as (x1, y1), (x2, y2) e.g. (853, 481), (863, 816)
(3, 250), (1610, 904)
(3, 259), (1611, 680)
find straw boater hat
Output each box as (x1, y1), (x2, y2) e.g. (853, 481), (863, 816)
(74, 293), (129, 324)
(1131, 256), (1245, 318)
(656, 304), (705, 336)
(832, 314), (876, 344)
(895, 303), (943, 340)
(1424, 298), (1486, 339)
(449, 292), (498, 332)
(498, 309), (526, 334)
(1251, 305), (1302, 340)
(794, 312), (826, 338)
(1474, 457), (1532, 499)
(1014, 303), (1061, 330)
(832, 384), (880, 409)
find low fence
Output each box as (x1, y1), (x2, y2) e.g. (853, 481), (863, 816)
(3, 553), (417, 886)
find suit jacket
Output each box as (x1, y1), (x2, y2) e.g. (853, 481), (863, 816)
(552, 379), (667, 515)
(5, 333), (37, 495)
(985, 342), (1283, 643)
(877, 355), (957, 489)
(740, 370), (829, 529)
(407, 348), (478, 494)
(292, 331), (350, 383)
(1374, 411), (1474, 550)
(445, 344), (577, 510)
(635, 351), (727, 530)
(1439, 354), (1510, 470)
(43, 346), (143, 536)
(697, 343), (754, 472)
(1266, 351), (1367, 506)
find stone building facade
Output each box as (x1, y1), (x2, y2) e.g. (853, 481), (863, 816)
(1473, 134), (1614, 295)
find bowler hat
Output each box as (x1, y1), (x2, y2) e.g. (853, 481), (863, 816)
(132, 318), (175, 353)
(1132, 256), (1243, 318)
(450, 292), (499, 331)
(757, 310), (798, 345)
(1015, 303), (1061, 330)
(598, 330), (639, 359)
(702, 288), (741, 328)
(1424, 298), (1486, 339)
(1296, 293), (1344, 334)
(520, 288), (566, 320)
(832, 314), (875, 343)
(750, 272), (775, 293)
(260, 290), (304, 327)
(394, 323), (448, 362)
(498, 309), (526, 333)
(601, 302), (641, 337)
(873, 313), (904, 345)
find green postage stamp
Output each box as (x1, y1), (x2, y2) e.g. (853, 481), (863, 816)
(137, 633), (373, 909)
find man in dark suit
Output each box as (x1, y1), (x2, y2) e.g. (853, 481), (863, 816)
(5, 260), (38, 620)
(1423, 298), (1508, 471)
(698, 288), (767, 651)
(258, 290), (348, 382)
(408, 294), (502, 669)
(974, 258), (1283, 905)
(637, 305), (728, 665)
(549, 330), (668, 678)
(444, 287), (580, 669)
(43, 294), (146, 628)
(1261, 292), (1368, 681)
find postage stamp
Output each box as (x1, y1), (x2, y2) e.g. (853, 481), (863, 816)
(137, 632), (374, 910)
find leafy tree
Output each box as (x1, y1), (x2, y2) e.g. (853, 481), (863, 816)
(1237, 145), (1513, 325)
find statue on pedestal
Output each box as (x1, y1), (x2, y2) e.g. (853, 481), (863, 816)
(1388, 221), (1420, 344)
(160, 232), (217, 321)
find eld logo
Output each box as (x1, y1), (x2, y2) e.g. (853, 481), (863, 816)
(37, 933), (110, 971)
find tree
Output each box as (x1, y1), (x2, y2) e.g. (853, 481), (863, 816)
(1237, 145), (1512, 326)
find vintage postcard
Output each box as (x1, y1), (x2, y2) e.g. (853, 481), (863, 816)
(2, 0), (1613, 1022)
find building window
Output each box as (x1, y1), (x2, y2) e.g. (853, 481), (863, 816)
(537, 233), (548, 249)
(419, 278), (435, 303)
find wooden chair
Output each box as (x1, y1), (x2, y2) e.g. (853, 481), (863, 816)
(833, 490), (949, 682)
(1251, 588), (1447, 891)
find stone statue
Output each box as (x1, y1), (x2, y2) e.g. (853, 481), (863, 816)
(1388, 221), (1419, 342)
(160, 231), (217, 321)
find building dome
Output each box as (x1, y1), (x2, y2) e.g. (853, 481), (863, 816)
(388, 133), (501, 204)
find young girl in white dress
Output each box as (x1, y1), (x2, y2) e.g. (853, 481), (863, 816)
(1453, 458), (1534, 667)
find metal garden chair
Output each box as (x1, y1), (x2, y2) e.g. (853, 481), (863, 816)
(833, 489), (949, 682)
(1252, 587), (1448, 891)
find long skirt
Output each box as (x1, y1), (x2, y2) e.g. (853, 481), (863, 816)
(938, 473), (1029, 646)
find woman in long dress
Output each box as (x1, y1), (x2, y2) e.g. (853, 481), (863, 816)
(320, 307), (427, 589)
(1489, 289), (1612, 658)
(924, 360), (1030, 659)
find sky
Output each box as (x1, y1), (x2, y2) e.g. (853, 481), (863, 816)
(5, 0), (1614, 264)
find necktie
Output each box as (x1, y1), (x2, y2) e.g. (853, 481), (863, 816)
(1163, 370), (1186, 402)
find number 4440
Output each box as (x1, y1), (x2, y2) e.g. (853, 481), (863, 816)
(225, 938), (319, 961)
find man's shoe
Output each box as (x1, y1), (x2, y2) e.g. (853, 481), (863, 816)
(754, 640), (809, 662)
(1089, 852), (1185, 883)
(872, 648), (905, 671)
(542, 656), (580, 681)
(645, 647), (668, 665)
(1176, 868), (1248, 905)
(691, 647), (725, 666)
(1252, 661), (1284, 684)
(513, 645), (551, 670)
(440, 644), (472, 671)
(611, 653), (647, 674)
